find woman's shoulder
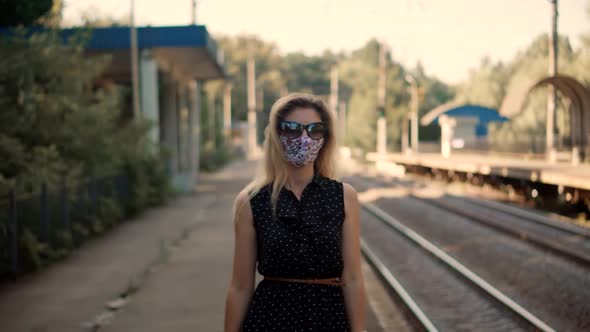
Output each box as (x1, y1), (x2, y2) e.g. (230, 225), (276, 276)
(330, 177), (358, 200)
(233, 184), (268, 217)
(341, 181), (358, 201)
(320, 175), (357, 193)
(335, 180), (359, 215)
(235, 183), (270, 205)
(232, 188), (253, 223)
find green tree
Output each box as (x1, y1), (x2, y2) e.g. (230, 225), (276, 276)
(213, 35), (453, 154)
(215, 35), (284, 124)
(0, 0), (53, 26)
(454, 56), (510, 108)
(0, 28), (166, 195)
(0, 27), (172, 275)
(487, 34), (577, 153)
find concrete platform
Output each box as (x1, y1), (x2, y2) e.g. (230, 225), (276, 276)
(369, 152), (590, 191)
(0, 158), (387, 332)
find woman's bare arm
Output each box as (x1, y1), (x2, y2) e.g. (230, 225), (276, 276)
(224, 190), (257, 332)
(341, 182), (367, 332)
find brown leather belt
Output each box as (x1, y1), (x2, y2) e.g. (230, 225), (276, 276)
(263, 276), (346, 286)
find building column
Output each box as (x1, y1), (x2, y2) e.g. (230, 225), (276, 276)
(377, 117), (387, 155)
(178, 84), (189, 174)
(338, 101), (347, 142)
(188, 80), (201, 189)
(208, 90), (216, 150)
(223, 82), (232, 139)
(402, 115), (409, 154)
(439, 115), (456, 159)
(162, 73), (179, 174)
(140, 49), (160, 145)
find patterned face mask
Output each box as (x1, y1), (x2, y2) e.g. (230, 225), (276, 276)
(279, 135), (324, 167)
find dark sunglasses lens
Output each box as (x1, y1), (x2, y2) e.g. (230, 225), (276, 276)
(308, 123), (326, 139)
(281, 122), (302, 138)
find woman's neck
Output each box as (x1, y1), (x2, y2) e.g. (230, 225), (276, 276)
(285, 164), (315, 192)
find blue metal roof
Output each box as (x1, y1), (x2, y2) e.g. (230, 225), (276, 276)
(0, 25), (225, 80)
(59, 25), (211, 50)
(422, 103), (509, 137)
(0, 25), (213, 48)
(436, 105), (507, 123)
(426, 104), (508, 125)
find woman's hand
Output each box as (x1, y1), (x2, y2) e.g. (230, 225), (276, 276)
(223, 190), (258, 332)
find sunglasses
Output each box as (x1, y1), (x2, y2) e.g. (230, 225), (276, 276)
(278, 120), (327, 140)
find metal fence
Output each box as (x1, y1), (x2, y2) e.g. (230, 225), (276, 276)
(0, 174), (131, 278)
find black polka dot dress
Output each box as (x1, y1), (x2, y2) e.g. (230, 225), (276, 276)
(241, 173), (351, 332)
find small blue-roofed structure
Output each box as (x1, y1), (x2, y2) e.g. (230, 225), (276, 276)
(420, 101), (509, 157)
(421, 102), (508, 137)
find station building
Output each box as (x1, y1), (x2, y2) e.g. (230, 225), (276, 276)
(63, 25), (226, 192)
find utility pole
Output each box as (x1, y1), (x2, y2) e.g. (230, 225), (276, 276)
(223, 83), (232, 139)
(247, 45), (258, 159)
(208, 91), (216, 150)
(330, 67), (339, 115)
(402, 113), (409, 154)
(376, 41), (387, 155)
(256, 87), (264, 112)
(191, 0), (197, 24)
(130, 0), (140, 119)
(338, 100), (347, 143)
(280, 86), (288, 97)
(330, 67), (339, 136)
(257, 87), (265, 140)
(546, 0), (558, 162)
(405, 74), (419, 153)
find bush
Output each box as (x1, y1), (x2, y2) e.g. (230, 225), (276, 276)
(200, 139), (235, 173)
(54, 230), (73, 251)
(124, 145), (173, 215)
(0, 26), (174, 278)
(19, 229), (44, 271)
(89, 216), (105, 235)
(72, 223), (90, 244)
(98, 196), (123, 228)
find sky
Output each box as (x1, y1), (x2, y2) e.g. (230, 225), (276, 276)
(62, 0), (589, 84)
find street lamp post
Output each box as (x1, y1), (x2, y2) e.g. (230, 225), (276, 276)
(402, 113), (410, 154)
(546, 0), (558, 162)
(192, 0), (197, 24)
(405, 74), (419, 154)
(247, 45), (258, 159)
(376, 41), (387, 155)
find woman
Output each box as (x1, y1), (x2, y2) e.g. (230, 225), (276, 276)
(224, 93), (367, 332)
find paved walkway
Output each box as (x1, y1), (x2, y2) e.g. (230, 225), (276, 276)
(0, 158), (386, 332)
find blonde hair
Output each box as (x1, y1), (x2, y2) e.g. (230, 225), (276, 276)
(235, 92), (341, 219)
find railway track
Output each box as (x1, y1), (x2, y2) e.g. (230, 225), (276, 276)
(360, 203), (553, 331)
(364, 175), (590, 266)
(449, 193), (590, 238)
(347, 174), (590, 331)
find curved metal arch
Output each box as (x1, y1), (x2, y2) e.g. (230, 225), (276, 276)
(499, 75), (590, 162)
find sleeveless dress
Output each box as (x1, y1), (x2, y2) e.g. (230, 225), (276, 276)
(241, 174), (351, 332)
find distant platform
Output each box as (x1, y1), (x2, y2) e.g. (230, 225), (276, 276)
(367, 152), (590, 191)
